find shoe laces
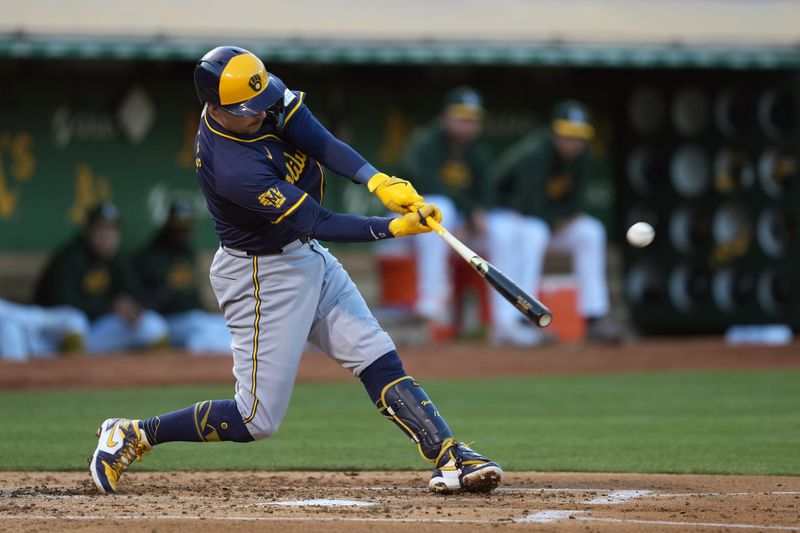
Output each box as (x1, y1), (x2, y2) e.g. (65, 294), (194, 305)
(109, 440), (147, 481)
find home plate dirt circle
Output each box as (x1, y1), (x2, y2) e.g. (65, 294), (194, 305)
(1, 471), (799, 532)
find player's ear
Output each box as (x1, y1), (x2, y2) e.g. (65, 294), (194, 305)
(206, 104), (223, 122)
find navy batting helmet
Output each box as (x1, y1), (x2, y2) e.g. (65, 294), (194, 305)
(194, 46), (287, 117)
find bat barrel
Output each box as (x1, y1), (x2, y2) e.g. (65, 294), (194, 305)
(537, 312), (553, 328)
(425, 214), (553, 329)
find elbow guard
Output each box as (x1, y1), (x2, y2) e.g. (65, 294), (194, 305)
(376, 376), (454, 462)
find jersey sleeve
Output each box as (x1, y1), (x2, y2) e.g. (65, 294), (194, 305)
(217, 160), (392, 241)
(215, 153), (312, 225)
(280, 96), (378, 184)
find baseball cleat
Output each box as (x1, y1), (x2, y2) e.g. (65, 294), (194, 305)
(89, 418), (151, 494)
(428, 440), (503, 494)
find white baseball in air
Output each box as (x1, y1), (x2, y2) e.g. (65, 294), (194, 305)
(626, 222), (655, 248)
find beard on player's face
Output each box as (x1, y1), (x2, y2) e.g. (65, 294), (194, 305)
(209, 105), (266, 134)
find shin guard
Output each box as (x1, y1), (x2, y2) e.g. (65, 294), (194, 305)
(376, 376), (454, 461)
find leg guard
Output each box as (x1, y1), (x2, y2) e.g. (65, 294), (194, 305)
(376, 376), (454, 461)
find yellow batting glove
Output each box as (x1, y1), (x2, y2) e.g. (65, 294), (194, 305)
(367, 172), (424, 215)
(389, 203), (442, 237)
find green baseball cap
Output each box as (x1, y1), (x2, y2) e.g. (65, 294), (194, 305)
(443, 86), (484, 121)
(552, 100), (595, 139)
(85, 202), (121, 228)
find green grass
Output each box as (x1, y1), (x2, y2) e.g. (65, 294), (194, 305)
(1, 370), (798, 475)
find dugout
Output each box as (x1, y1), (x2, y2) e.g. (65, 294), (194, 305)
(1, 0), (798, 334)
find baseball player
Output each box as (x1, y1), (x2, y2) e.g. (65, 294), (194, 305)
(135, 199), (231, 353)
(488, 100), (622, 344)
(398, 87), (493, 340)
(35, 203), (170, 353)
(89, 46), (502, 495)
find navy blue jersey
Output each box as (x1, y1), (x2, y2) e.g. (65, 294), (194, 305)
(196, 89), (391, 253)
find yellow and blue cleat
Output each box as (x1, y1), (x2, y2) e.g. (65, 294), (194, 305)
(428, 439), (503, 494)
(89, 418), (151, 494)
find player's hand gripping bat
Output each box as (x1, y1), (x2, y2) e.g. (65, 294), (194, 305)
(423, 216), (553, 328)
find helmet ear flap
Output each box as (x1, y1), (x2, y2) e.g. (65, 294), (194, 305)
(194, 60), (222, 106)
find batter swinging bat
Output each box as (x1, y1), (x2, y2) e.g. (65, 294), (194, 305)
(424, 217), (553, 328)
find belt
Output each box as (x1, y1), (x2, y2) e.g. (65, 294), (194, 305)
(223, 236), (311, 257)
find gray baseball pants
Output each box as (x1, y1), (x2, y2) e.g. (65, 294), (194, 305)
(209, 240), (395, 439)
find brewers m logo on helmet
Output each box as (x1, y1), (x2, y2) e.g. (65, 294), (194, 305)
(249, 73), (263, 92)
(194, 46), (286, 117)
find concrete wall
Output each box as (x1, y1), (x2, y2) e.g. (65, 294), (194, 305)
(5, 0), (800, 46)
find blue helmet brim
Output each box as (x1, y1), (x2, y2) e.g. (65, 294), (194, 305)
(219, 74), (286, 117)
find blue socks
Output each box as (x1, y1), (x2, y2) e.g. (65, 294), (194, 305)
(140, 399), (253, 445)
(138, 351), (407, 447)
(359, 351), (408, 404)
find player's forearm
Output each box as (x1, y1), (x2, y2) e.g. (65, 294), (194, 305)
(312, 212), (393, 242)
(286, 201), (392, 242)
(283, 106), (377, 184)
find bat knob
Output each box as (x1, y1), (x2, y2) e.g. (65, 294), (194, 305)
(537, 313), (553, 328)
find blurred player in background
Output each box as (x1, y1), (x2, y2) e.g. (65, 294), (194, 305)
(0, 298), (87, 361)
(400, 87), (493, 339)
(489, 100), (623, 345)
(34, 202), (170, 353)
(135, 199), (231, 353)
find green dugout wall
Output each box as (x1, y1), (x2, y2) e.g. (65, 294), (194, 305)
(0, 42), (797, 333)
(0, 59), (618, 251)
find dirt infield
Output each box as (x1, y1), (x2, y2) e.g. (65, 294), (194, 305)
(2, 337), (799, 390)
(2, 339), (798, 531)
(1, 471), (799, 532)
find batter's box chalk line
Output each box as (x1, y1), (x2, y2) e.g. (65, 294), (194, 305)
(518, 510), (583, 523)
(517, 511), (800, 530)
(258, 499), (375, 507)
(584, 489), (654, 504)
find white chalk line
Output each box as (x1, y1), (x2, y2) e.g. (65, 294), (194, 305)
(585, 489), (654, 504)
(258, 499), (375, 507)
(651, 491), (800, 498)
(575, 515), (800, 531)
(518, 511), (800, 530)
(521, 510), (579, 523)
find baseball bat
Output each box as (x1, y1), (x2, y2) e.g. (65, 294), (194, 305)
(424, 217), (553, 328)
